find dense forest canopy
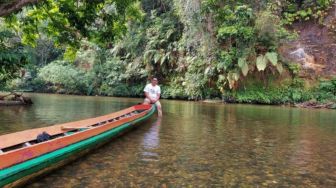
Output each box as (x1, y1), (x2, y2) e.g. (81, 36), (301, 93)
(0, 0), (335, 106)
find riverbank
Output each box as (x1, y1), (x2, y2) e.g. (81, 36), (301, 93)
(203, 99), (336, 110)
(2, 90), (334, 110)
(6, 76), (335, 107)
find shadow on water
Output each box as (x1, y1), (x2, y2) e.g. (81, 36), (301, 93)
(0, 93), (335, 187)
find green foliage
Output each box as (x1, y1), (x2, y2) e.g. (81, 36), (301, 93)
(4, 0), (143, 48)
(229, 85), (313, 104)
(63, 46), (77, 61)
(99, 83), (144, 97)
(2, 0), (335, 107)
(256, 55), (268, 71)
(184, 69), (208, 99)
(316, 78), (336, 102)
(265, 52), (278, 66)
(25, 38), (62, 66)
(142, 10), (183, 77)
(279, 0), (334, 24)
(223, 78), (335, 105)
(238, 57), (249, 76)
(0, 21), (28, 84)
(1, 0), (144, 90)
(204, 2), (288, 90)
(286, 63), (301, 76)
(38, 61), (87, 94)
(161, 83), (188, 99)
(319, 78), (336, 95)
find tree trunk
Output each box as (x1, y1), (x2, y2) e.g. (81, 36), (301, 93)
(0, 0), (41, 17)
(0, 92), (33, 105)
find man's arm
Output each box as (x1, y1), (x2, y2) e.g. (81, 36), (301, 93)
(144, 85), (152, 102)
(144, 92), (152, 101)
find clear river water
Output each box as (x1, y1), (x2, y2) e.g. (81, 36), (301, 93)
(0, 93), (336, 187)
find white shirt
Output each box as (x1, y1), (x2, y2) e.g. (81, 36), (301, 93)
(144, 84), (161, 99)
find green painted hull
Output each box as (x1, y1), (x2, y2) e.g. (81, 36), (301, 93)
(0, 105), (156, 187)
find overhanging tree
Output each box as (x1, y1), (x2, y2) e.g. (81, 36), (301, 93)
(0, 0), (142, 85)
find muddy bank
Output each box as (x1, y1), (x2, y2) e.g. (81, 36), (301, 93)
(202, 99), (335, 110)
(295, 100), (336, 109)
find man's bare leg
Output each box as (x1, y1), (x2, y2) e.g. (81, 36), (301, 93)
(155, 101), (162, 117)
(143, 98), (162, 117)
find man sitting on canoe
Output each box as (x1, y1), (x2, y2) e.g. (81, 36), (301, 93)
(143, 77), (162, 117)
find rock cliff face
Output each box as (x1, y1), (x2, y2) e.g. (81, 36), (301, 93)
(280, 6), (336, 79)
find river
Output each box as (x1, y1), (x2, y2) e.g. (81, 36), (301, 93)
(0, 93), (335, 187)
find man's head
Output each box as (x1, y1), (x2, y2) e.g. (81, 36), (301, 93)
(151, 77), (158, 86)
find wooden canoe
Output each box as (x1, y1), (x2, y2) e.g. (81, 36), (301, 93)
(0, 104), (156, 187)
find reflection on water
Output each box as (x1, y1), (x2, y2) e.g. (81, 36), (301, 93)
(143, 118), (161, 149)
(0, 93), (336, 187)
(141, 118), (161, 162)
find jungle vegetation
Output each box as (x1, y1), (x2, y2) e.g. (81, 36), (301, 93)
(0, 0), (335, 107)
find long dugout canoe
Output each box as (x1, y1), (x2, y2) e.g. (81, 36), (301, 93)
(0, 104), (156, 187)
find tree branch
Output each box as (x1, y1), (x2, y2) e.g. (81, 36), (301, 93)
(0, 0), (41, 17)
